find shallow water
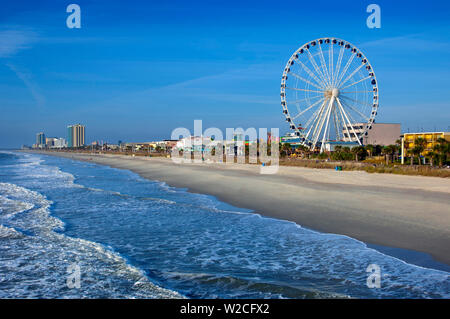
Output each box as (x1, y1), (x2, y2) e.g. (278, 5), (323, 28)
(0, 151), (448, 298)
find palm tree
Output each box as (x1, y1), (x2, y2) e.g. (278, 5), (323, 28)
(412, 146), (424, 165)
(383, 144), (399, 164)
(351, 146), (367, 162)
(427, 151), (437, 167)
(406, 148), (414, 165)
(433, 138), (449, 166)
(381, 146), (389, 164)
(281, 143), (292, 157)
(296, 145), (310, 158)
(365, 144), (374, 158)
(413, 137), (426, 165)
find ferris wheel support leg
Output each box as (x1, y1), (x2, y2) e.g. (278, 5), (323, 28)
(332, 107), (340, 141)
(337, 102), (352, 142)
(320, 97), (335, 153)
(336, 97), (362, 145)
(312, 97), (333, 151)
(304, 98), (328, 145)
(310, 101), (328, 150)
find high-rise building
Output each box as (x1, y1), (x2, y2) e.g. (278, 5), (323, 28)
(67, 124), (85, 148)
(36, 132), (46, 147)
(67, 126), (73, 147)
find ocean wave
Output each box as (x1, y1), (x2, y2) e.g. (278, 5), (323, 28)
(0, 224), (24, 239)
(0, 195), (34, 218)
(0, 178), (182, 298)
(158, 270), (349, 299)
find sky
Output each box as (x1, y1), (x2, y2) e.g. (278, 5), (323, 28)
(0, 0), (449, 148)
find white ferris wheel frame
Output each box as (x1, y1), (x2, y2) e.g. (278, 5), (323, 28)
(280, 37), (379, 152)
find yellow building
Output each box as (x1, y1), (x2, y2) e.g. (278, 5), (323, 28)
(401, 132), (450, 164)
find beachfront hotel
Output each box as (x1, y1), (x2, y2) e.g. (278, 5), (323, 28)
(400, 131), (450, 163)
(67, 124), (85, 148)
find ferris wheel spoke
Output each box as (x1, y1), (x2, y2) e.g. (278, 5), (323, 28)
(319, 97), (335, 152)
(294, 59), (326, 88)
(285, 87), (324, 93)
(336, 97), (362, 145)
(304, 103), (323, 132)
(341, 101), (360, 127)
(329, 43), (334, 86)
(340, 95), (373, 112)
(336, 98), (354, 142)
(335, 53), (356, 87)
(333, 45), (345, 87)
(304, 99), (328, 142)
(337, 102), (352, 142)
(308, 111), (324, 148)
(306, 49), (329, 88)
(307, 100), (327, 136)
(340, 76), (372, 90)
(318, 43), (332, 87)
(338, 97), (359, 124)
(311, 98), (332, 149)
(338, 63), (365, 88)
(292, 97), (325, 120)
(339, 101), (370, 123)
(337, 105), (346, 138)
(289, 72), (324, 90)
(340, 90), (373, 94)
(332, 106), (341, 141)
(304, 113), (320, 137)
(291, 95), (323, 105)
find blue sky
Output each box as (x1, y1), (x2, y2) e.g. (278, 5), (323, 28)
(0, 0), (449, 147)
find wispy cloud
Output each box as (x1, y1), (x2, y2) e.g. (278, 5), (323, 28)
(0, 28), (45, 108)
(107, 64), (279, 107)
(359, 33), (450, 53)
(0, 29), (37, 58)
(6, 63), (45, 108)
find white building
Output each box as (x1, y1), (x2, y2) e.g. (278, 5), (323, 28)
(176, 136), (215, 152)
(52, 138), (67, 149)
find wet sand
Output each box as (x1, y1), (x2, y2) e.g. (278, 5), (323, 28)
(34, 151), (450, 266)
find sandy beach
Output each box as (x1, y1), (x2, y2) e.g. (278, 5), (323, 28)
(34, 151), (450, 266)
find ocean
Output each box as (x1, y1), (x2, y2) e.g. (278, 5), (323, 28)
(0, 151), (448, 298)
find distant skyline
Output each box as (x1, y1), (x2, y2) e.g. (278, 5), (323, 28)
(1, 0), (449, 148)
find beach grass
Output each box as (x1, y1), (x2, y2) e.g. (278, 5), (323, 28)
(279, 158), (450, 178)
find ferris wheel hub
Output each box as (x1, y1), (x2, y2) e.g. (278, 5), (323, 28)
(324, 88), (340, 98)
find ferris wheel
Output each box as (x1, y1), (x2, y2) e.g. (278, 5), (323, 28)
(280, 38), (379, 152)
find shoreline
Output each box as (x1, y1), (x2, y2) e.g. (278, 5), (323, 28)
(25, 150), (450, 268)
